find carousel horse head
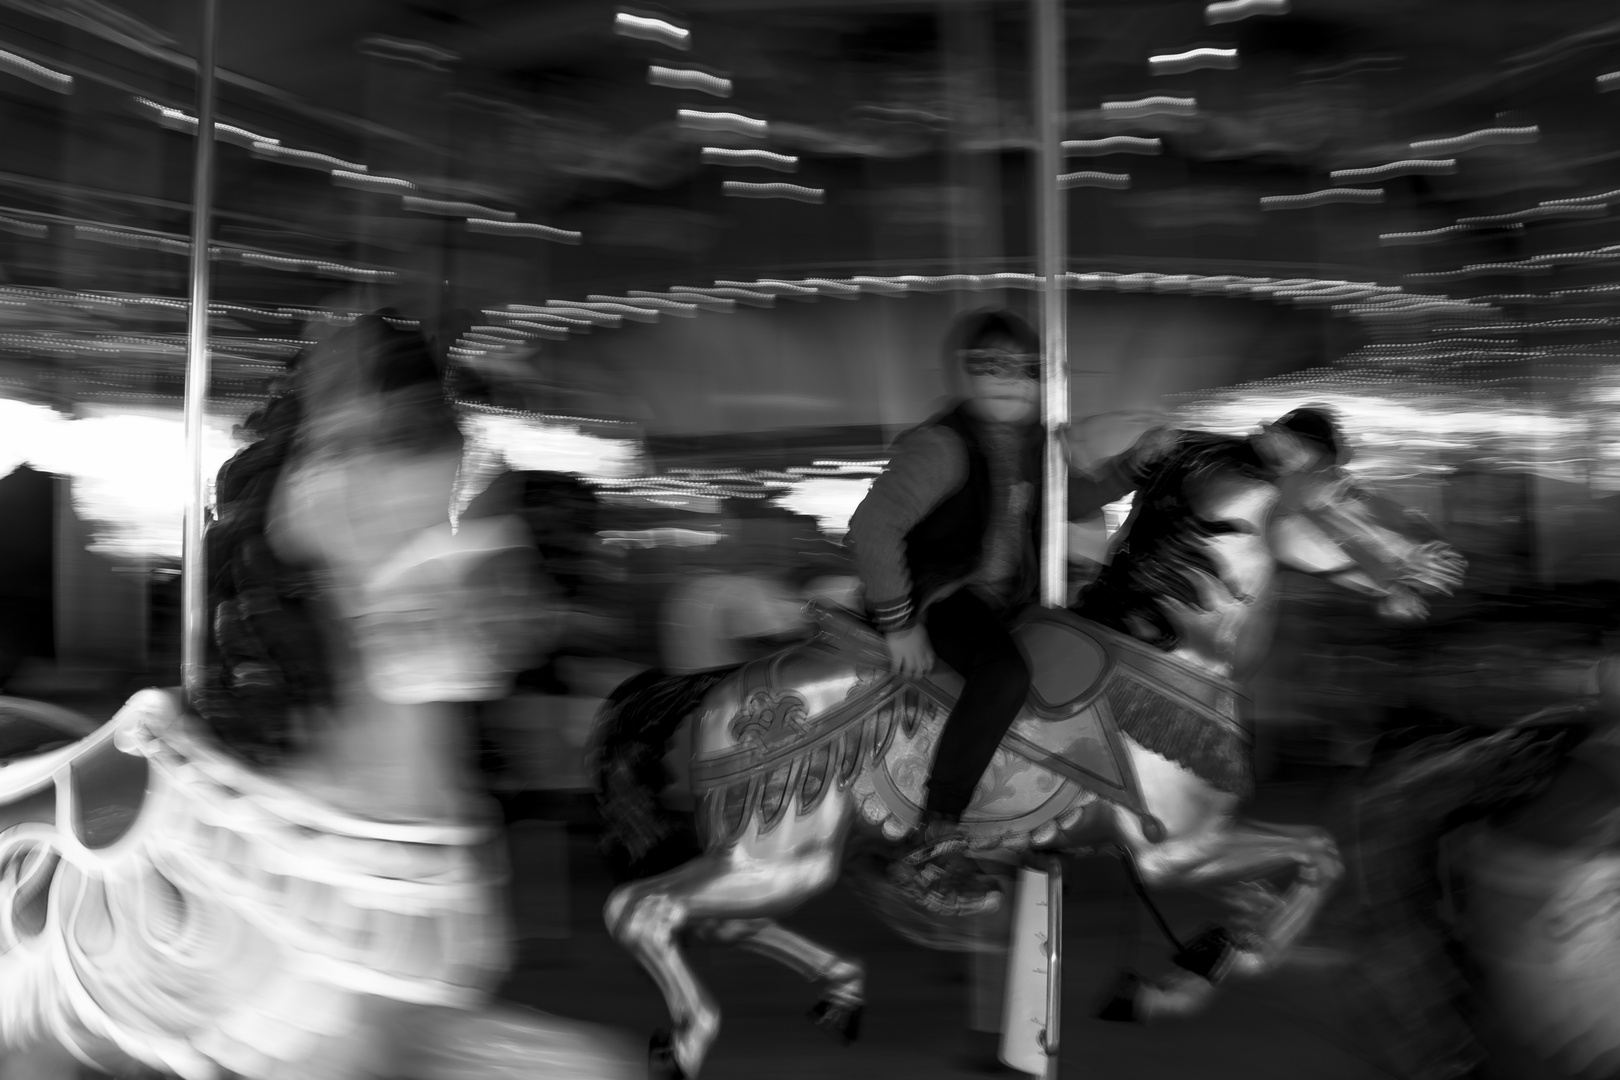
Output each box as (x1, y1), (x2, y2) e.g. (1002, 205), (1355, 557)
(200, 311), (551, 763)
(1079, 422), (1463, 670)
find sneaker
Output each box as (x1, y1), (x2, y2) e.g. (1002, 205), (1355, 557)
(890, 816), (1000, 917)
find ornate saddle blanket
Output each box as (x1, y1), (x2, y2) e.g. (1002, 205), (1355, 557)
(690, 606), (1251, 851)
(0, 689), (508, 1079)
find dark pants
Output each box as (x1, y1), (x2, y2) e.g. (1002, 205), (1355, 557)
(922, 589), (1031, 821)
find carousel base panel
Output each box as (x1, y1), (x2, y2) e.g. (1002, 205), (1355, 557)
(492, 780), (1400, 1080)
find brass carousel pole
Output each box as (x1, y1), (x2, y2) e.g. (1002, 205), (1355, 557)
(180, 0), (219, 702)
(1028, 4), (1069, 1080)
(1035, 0), (1068, 611)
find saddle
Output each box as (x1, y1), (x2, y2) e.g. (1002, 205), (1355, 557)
(810, 603), (1253, 842)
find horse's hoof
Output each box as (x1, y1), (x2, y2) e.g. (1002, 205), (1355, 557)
(1095, 971), (1142, 1023)
(1136, 970), (1216, 1018)
(649, 1028), (686, 1080)
(808, 999), (864, 1044)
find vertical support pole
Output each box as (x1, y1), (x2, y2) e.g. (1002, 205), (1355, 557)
(1041, 854), (1063, 1080)
(999, 858), (1064, 1076)
(180, 0), (219, 702)
(1035, 4), (1069, 1073)
(1033, 0), (1068, 608)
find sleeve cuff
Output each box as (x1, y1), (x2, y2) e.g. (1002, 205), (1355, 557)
(870, 597), (915, 633)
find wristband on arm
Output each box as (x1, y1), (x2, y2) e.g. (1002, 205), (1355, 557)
(871, 597), (915, 634)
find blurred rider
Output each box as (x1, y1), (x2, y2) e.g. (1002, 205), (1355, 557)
(846, 309), (1172, 914)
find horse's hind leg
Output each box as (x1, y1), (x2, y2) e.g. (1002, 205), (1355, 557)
(697, 918), (865, 1041)
(604, 794), (853, 1079)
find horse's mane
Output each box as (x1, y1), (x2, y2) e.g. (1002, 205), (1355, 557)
(195, 313), (456, 765)
(1073, 430), (1273, 650)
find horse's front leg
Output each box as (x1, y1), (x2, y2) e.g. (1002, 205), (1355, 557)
(1132, 816), (1343, 979)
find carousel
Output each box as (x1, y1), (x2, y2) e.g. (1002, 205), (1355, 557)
(0, 1), (1617, 1079)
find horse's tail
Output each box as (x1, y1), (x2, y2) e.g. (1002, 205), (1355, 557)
(591, 666), (736, 883)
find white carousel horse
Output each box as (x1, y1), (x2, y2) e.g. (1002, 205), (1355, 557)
(594, 427), (1466, 1079)
(0, 315), (638, 1080)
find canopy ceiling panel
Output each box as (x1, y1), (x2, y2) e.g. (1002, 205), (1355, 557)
(538, 289), (1326, 441)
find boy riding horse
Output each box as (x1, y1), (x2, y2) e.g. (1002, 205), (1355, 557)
(845, 309), (1172, 913)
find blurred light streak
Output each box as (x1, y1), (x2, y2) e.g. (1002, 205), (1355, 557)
(1381, 223), (1523, 245)
(599, 528), (723, 549)
(465, 219), (581, 243)
(134, 97), (277, 146)
(649, 65), (730, 97)
(1178, 386), (1596, 487)
(721, 181), (824, 203)
(234, 250), (395, 281)
(1331, 159), (1457, 182)
(1059, 171), (1129, 190)
(772, 475), (875, 536)
(557, 299), (657, 320)
(525, 303), (621, 326)
(1101, 95), (1197, 119)
(588, 294), (698, 317)
(614, 11), (691, 50)
(700, 147), (798, 171)
(0, 214), (47, 238)
(1062, 136), (1162, 156)
(669, 285), (776, 306)
(1540, 187), (1620, 208)
(1599, 71), (1620, 92)
(331, 170), (414, 193)
(462, 410), (640, 481)
(629, 289), (735, 312)
(404, 197), (514, 220)
(1148, 47), (1239, 75)
(1409, 126), (1539, 154)
(678, 109), (767, 137)
(74, 224), (191, 254)
(1407, 243), (1620, 282)
(1261, 188), (1383, 209)
(1457, 204), (1607, 226)
(725, 279), (818, 296)
(0, 399), (242, 560)
(799, 278), (861, 297)
(250, 142), (365, 172)
(356, 35), (457, 70)
(1205, 0), (1290, 24)
(0, 47), (72, 92)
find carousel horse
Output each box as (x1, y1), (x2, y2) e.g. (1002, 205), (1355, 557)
(1348, 654), (1620, 1080)
(0, 314), (639, 1079)
(594, 428), (1467, 1079)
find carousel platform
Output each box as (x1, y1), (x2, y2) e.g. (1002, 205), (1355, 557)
(497, 778), (1392, 1080)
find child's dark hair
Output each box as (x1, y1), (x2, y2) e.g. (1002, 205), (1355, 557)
(945, 308), (1040, 359)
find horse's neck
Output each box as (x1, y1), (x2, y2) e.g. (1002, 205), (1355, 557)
(280, 675), (487, 825)
(1161, 581), (1281, 682)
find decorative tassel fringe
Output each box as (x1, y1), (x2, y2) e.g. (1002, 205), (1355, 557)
(1106, 676), (1252, 799)
(697, 687), (926, 847)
